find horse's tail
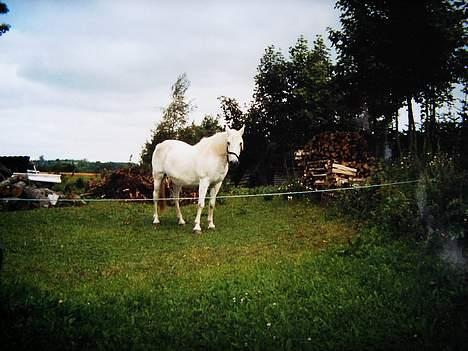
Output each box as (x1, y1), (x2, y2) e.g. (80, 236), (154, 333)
(158, 175), (167, 212)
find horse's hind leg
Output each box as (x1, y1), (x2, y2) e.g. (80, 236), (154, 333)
(173, 184), (185, 225)
(193, 178), (210, 233)
(153, 173), (164, 225)
(207, 182), (222, 229)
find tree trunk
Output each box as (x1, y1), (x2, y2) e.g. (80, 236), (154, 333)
(423, 102), (430, 155)
(394, 111), (401, 158)
(461, 94), (468, 169)
(407, 96), (417, 156)
(430, 100), (438, 154)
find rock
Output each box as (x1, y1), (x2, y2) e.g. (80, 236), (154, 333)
(0, 174), (80, 210)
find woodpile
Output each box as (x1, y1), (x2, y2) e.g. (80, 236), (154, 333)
(295, 132), (381, 188)
(0, 175), (81, 210)
(86, 168), (198, 205)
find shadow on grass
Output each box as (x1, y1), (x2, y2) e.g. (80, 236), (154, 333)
(1, 248), (467, 351)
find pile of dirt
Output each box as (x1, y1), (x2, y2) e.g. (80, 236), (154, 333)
(86, 168), (197, 205)
(87, 168), (153, 199)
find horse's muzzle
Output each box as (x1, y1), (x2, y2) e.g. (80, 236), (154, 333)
(227, 151), (240, 164)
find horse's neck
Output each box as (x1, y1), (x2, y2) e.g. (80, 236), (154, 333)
(196, 132), (227, 158)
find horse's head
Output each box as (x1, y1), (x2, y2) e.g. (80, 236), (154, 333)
(226, 125), (245, 164)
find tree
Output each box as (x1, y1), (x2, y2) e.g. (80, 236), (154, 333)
(141, 75), (224, 168)
(0, 2), (9, 36)
(177, 114), (222, 146)
(248, 36), (336, 153)
(140, 74), (193, 166)
(221, 36), (338, 184)
(330, 0), (466, 157)
(218, 96), (246, 130)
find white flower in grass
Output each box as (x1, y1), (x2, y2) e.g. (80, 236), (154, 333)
(266, 322), (271, 327)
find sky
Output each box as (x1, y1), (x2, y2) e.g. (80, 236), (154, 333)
(0, 0), (339, 162)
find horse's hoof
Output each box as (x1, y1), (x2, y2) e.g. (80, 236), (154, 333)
(208, 224), (216, 230)
(193, 229), (202, 235)
(178, 220), (186, 226)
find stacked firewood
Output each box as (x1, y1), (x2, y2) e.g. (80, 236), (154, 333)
(295, 132), (380, 188)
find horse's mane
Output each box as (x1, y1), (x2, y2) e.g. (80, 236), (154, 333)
(195, 131), (227, 157)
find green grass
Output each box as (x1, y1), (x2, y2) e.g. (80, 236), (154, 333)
(0, 199), (466, 350)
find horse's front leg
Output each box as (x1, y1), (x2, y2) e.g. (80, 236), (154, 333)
(193, 179), (210, 233)
(207, 182), (222, 229)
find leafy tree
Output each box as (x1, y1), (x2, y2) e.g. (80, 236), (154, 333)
(140, 74), (193, 166)
(140, 75), (224, 168)
(330, 0), (466, 156)
(0, 2), (9, 37)
(177, 114), (222, 145)
(221, 36), (337, 184)
(218, 96), (246, 130)
(249, 36), (336, 154)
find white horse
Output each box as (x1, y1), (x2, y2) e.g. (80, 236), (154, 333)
(152, 126), (245, 233)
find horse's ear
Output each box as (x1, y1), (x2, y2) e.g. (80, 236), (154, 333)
(239, 125), (245, 136)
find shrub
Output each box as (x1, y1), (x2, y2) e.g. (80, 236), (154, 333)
(334, 154), (467, 243)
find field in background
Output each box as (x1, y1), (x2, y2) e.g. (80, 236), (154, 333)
(0, 199), (466, 350)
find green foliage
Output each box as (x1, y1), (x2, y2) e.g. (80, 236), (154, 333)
(0, 2), (9, 37)
(140, 74), (222, 167)
(221, 36), (338, 185)
(52, 175), (92, 195)
(36, 158), (132, 173)
(0, 200), (466, 350)
(334, 154), (468, 242)
(140, 73), (193, 166)
(421, 154), (468, 240)
(249, 35), (337, 151)
(330, 0), (466, 153)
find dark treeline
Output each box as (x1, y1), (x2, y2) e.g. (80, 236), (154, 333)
(35, 157), (132, 173)
(142, 0), (466, 185)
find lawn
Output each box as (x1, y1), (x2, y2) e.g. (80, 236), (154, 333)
(0, 198), (466, 350)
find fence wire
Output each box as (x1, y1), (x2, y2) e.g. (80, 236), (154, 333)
(0, 179), (422, 204)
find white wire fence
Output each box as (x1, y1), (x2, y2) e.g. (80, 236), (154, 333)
(0, 179), (423, 204)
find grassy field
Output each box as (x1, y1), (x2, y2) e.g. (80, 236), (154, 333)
(0, 198), (466, 350)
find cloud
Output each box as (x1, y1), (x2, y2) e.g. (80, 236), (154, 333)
(0, 0), (339, 161)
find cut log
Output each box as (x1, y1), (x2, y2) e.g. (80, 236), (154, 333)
(332, 163), (357, 173)
(331, 168), (356, 177)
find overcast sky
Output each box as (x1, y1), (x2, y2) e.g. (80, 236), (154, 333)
(0, 0), (339, 162)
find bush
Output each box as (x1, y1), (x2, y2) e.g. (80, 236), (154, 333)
(334, 154), (468, 243)
(223, 179), (314, 202)
(53, 176), (91, 195)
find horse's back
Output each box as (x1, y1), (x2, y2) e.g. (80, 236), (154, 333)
(152, 140), (200, 184)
